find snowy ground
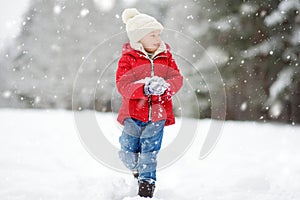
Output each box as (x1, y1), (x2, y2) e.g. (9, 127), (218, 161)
(0, 109), (300, 200)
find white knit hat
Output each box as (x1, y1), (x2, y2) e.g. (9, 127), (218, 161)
(122, 8), (163, 43)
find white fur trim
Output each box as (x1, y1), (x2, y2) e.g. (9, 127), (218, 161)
(130, 41), (167, 58)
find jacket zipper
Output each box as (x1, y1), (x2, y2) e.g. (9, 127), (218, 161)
(148, 58), (154, 121)
(141, 53), (167, 121)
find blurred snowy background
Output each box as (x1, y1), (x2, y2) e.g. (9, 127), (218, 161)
(0, 0), (300, 123)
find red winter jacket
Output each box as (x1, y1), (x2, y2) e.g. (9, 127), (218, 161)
(116, 42), (183, 126)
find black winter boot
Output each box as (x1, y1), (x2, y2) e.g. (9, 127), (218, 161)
(138, 180), (155, 198)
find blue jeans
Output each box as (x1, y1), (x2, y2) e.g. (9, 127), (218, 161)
(119, 118), (165, 183)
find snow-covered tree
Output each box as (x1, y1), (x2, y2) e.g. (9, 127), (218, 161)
(1, 0), (126, 109)
(200, 0), (300, 123)
(263, 0), (300, 123)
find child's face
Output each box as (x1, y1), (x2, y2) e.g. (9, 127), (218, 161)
(139, 30), (162, 53)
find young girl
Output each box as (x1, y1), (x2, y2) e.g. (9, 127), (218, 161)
(116, 8), (183, 198)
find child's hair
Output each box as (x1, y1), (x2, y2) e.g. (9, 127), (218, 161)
(122, 8), (163, 43)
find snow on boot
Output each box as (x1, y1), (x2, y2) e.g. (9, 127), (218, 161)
(138, 180), (155, 198)
(132, 170), (139, 179)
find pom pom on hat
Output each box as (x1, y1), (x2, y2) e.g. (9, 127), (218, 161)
(121, 8), (163, 43)
(122, 8), (140, 24)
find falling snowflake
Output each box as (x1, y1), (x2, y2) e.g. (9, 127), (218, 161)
(240, 102), (247, 111)
(80, 8), (90, 17)
(53, 5), (62, 15)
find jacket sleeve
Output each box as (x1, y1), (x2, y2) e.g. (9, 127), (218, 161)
(166, 54), (183, 94)
(116, 55), (148, 100)
(160, 53), (183, 100)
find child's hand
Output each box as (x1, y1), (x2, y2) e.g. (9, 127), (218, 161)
(144, 76), (170, 95)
